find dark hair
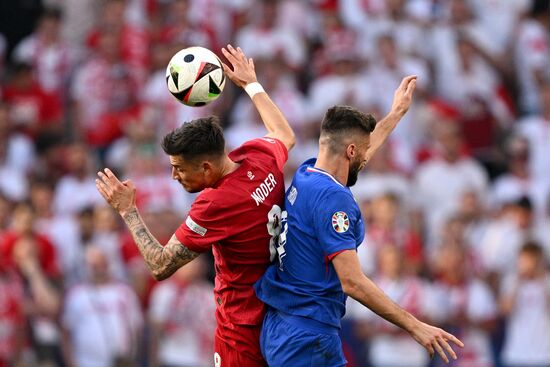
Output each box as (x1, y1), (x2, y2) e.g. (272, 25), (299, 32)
(531, 0), (550, 17)
(515, 195), (533, 211)
(162, 116), (225, 161)
(41, 7), (63, 21)
(520, 241), (544, 259)
(320, 106), (376, 150)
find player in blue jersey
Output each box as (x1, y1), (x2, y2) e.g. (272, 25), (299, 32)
(255, 76), (464, 367)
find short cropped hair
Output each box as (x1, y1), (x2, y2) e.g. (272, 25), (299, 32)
(162, 116), (225, 161)
(320, 106), (376, 150)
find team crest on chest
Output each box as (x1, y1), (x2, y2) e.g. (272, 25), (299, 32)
(332, 211), (349, 233)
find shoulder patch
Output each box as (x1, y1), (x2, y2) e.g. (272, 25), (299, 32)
(332, 211), (349, 233)
(260, 137), (276, 144)
(185, 216), (207, 236)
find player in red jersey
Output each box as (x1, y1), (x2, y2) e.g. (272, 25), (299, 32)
(95, 44), (295, 367)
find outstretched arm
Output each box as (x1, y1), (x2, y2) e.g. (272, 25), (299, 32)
(96, 169), (199, 280)
(365, 75), (417, 163)
(222, 45), (296, 151)
(332, 250), (464, 363)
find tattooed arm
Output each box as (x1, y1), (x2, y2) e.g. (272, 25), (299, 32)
(122, 208), (199, 280)
(95, 168), (199, 280)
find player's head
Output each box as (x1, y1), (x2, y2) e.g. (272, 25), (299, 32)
(319, 106), (376, 187)
(162, 116), (226, 193)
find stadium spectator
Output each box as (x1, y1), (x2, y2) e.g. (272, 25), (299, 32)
(2, 62), (63, 139)
(431, 243), (497, 367)
(357, 192), (423, 276)
(348, 245), (436, 367)
(500, 241), (550, 366)
(12, 8), (72, 97)
(490, 134), (550, 217)
(235, 0), (306, 69)
(0, 259), (25, 367)
(149, 257), (215, 367)
(515, 80), (550, 184)
(514, 0), (550, 114)
(52, 143), (103, 216)
(414, 120), (489, 246)
(61, 246), (143, 367)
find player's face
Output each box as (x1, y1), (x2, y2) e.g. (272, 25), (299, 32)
(346, 136), (370, 187)
(169, 155), (207, 193)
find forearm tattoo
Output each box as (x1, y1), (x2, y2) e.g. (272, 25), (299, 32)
(122, 208), (199, 280)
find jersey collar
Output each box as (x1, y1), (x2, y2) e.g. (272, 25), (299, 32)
(304, 159), (344, 188)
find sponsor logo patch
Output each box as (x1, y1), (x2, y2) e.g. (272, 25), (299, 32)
(186, 216), (207, 236)
(332, 211), (349, 233)
(287, 186), (298, 205)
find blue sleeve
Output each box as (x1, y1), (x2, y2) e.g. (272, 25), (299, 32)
(313, 189), (360, 257)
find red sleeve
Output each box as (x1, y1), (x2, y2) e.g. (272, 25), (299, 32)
(174, 195), (228, 253)
(259, 137), (288, 171)
(232, 138), (288, 172)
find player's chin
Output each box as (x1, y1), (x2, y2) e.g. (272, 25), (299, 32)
(182, 183), (203, 193)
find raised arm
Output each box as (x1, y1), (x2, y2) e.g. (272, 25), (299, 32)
(365, 75), (417, 163)
(332, 250), (464, 363)
(221, 45), (296, 151)
(96, 169), (199, 280)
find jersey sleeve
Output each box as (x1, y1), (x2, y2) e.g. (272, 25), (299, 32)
(240, 137), (288, 171)
(174, 195), (228, 253)
(313, 190), (361, 258)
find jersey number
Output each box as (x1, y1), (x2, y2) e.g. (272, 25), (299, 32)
(267, 205), (288, 268)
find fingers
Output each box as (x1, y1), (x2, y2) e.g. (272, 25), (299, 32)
(399, 75), (417, 90)
(432, 338), (449, 363)
(406, 79), (417, 96)
(221, 62), (234, 77)
(95, 179), (109, 200)
(439, 336), (458, 361)
(222, 44), (247, 67)
(446, 332), (464, 348)
(425, 343), (435, 360)
(221, 46), (238, 66)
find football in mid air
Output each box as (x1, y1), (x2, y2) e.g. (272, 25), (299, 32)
(166, 46), (226, 107)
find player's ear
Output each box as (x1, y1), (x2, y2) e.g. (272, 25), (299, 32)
(346, 144), (356, 160)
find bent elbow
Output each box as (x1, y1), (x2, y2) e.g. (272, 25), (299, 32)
(151, 268), (173, 281)
(341, 279), (360, 298)
(288, 131), (296, 150)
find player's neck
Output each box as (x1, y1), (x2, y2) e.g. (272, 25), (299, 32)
(314, 150), (349, 186)
(219, 156), (240, 178)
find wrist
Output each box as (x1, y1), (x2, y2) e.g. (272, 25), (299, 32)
(120, 206), (137, 218)
(244, 82), (265, 99)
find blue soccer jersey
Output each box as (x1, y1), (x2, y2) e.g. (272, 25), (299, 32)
(255, 158), (364, 330)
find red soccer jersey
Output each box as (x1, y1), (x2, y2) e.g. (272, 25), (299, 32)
(175, 137), (288, 326)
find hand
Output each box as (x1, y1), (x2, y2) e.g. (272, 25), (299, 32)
(390, 75), (417, 117)
(409, 320), (464, 363)
(221, 44), (258, 88)
(95, 168), (136, 216)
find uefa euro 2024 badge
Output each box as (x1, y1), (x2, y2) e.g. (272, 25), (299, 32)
(332, 211), (349, 233)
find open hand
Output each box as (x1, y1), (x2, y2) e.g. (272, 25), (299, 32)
(390, 75), (417, 116)
(221, 44), (258, 88)
(95, 168), (136, 216)
(409, 320), (464, 363)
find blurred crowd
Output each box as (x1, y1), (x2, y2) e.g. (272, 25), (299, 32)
(0, 0), (550, 366)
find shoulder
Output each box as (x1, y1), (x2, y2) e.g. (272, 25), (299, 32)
(231, 137), (287, 158)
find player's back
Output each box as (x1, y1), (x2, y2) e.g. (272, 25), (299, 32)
(255, 158), (364, 330)
(175, 138), (288, 326)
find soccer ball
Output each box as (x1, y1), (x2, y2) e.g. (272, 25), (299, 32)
(166, 46), (226, 107)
